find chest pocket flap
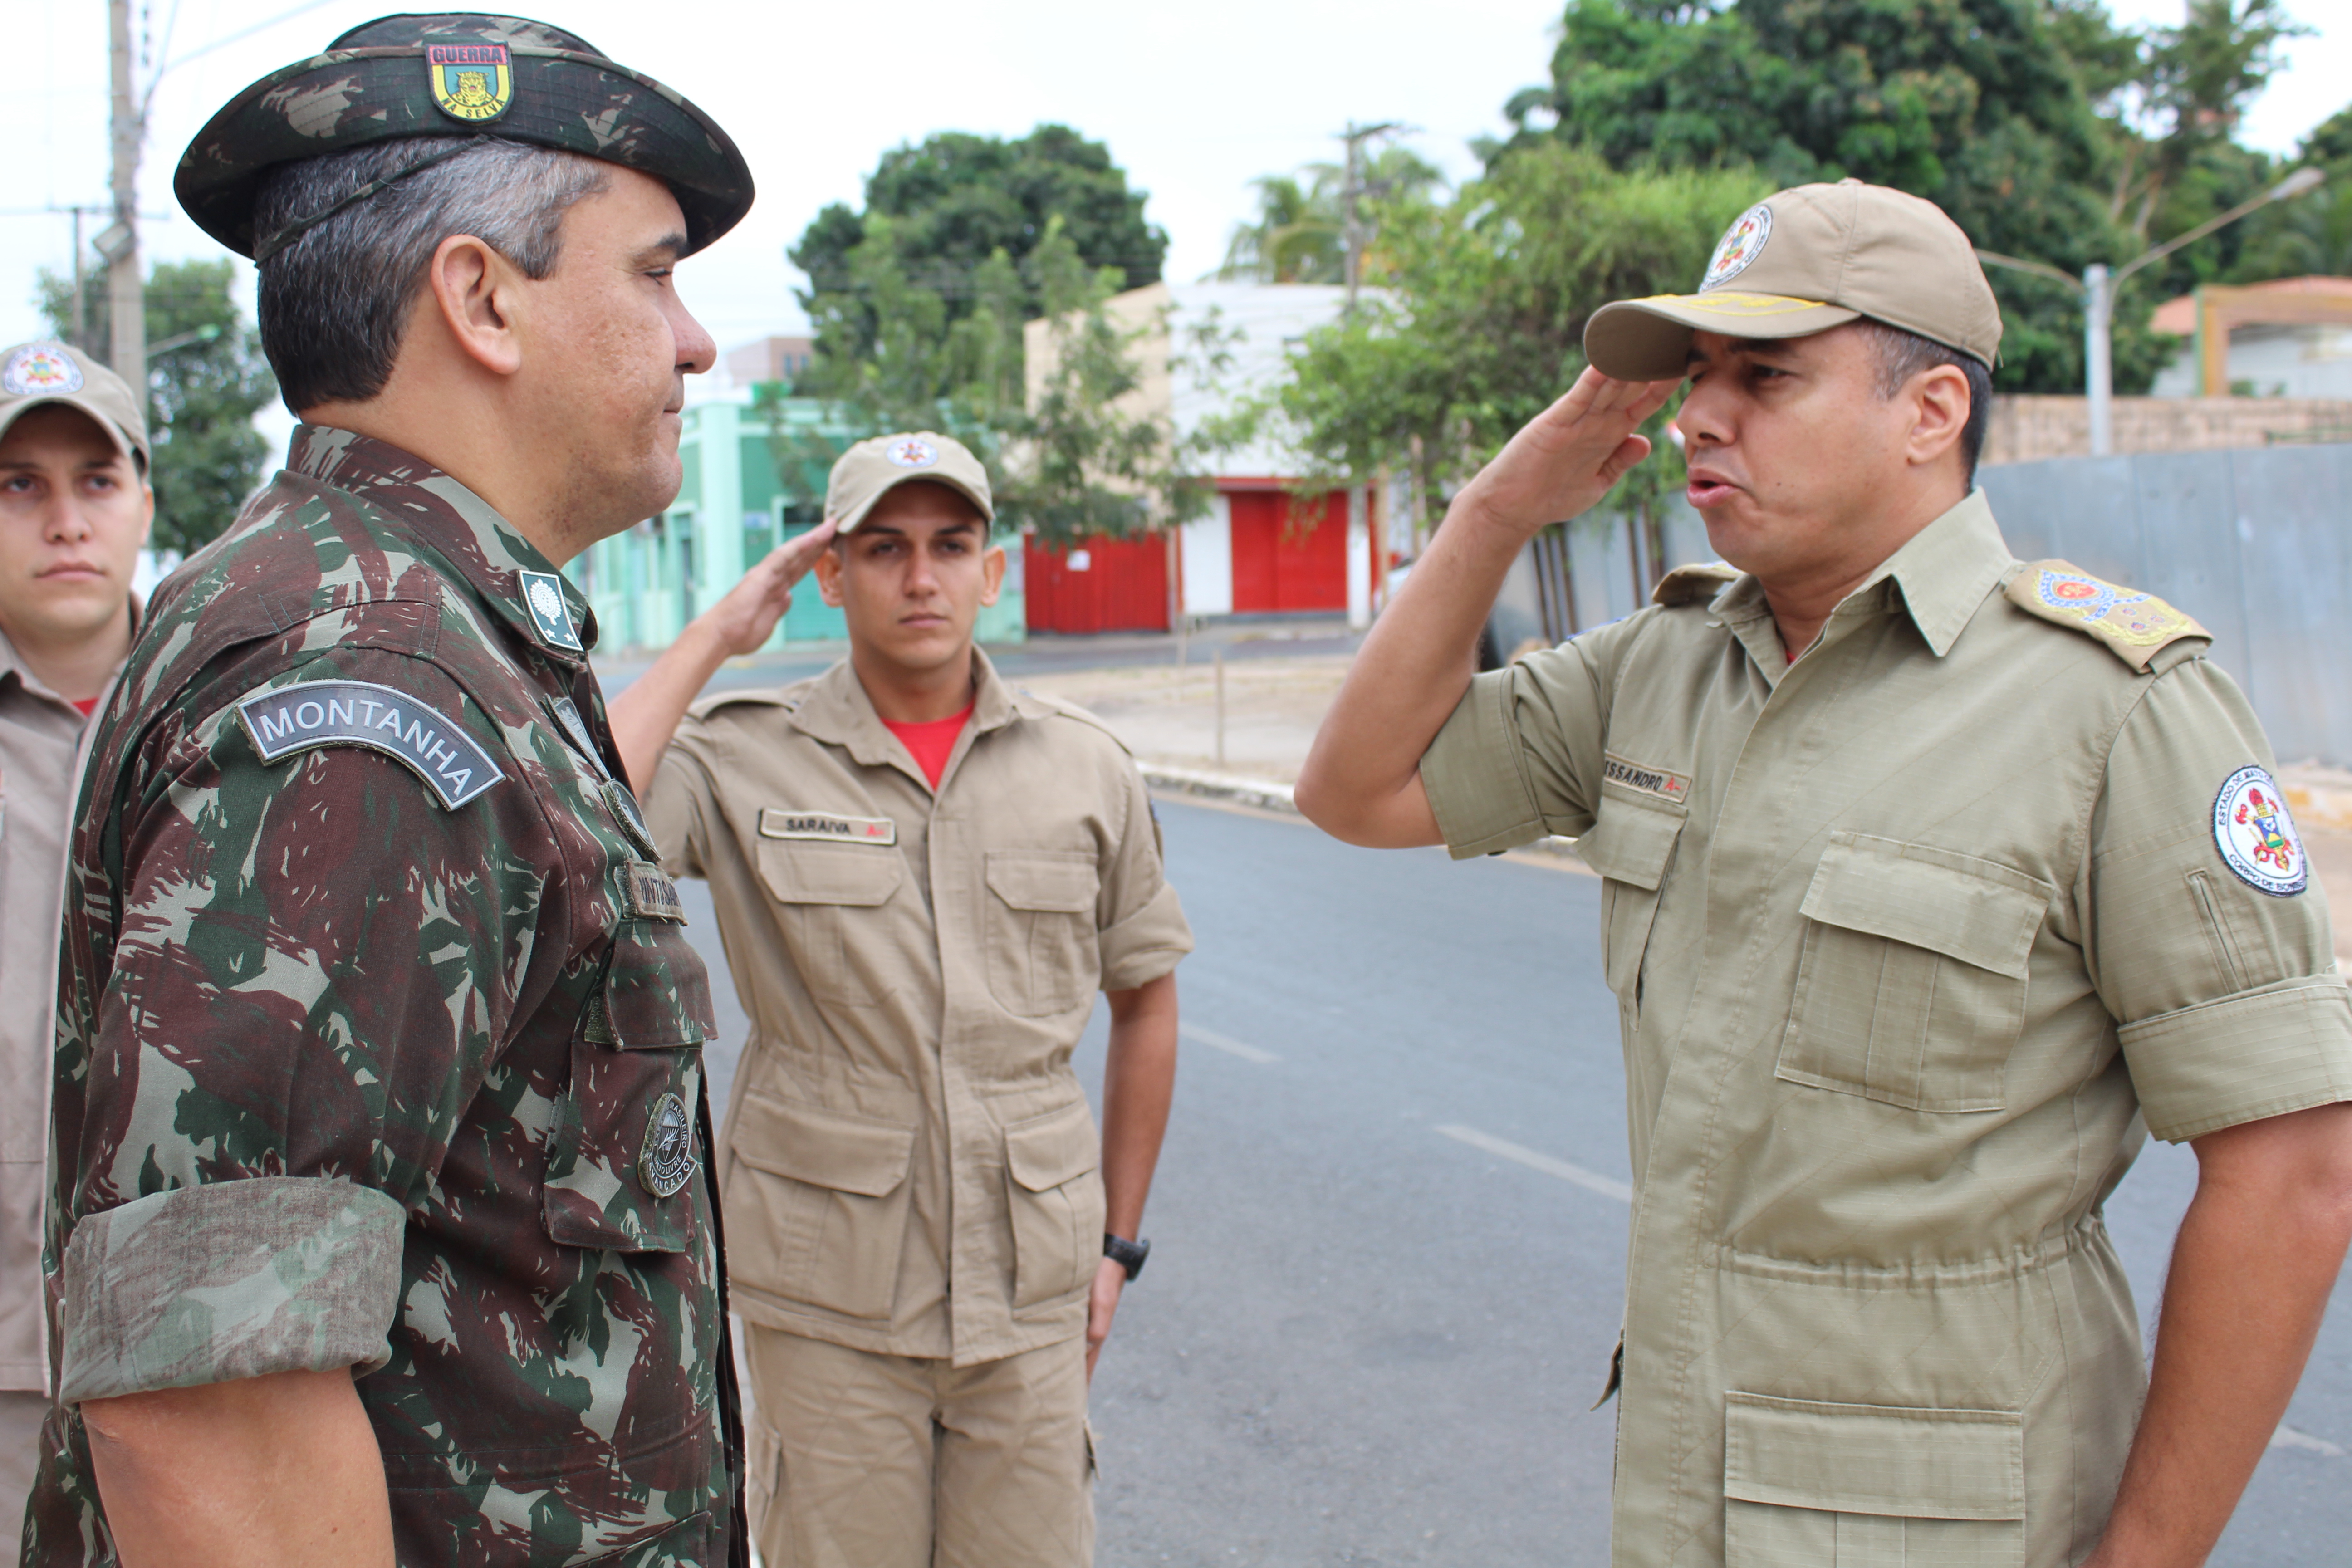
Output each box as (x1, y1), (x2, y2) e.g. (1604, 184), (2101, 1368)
(1575, 803), (1684, 891)
(985, 853), (1098, 914)
(1780, 836), (2052, 1115)
(757, 840), (904, 906)
(1798, 836), (2046, 980)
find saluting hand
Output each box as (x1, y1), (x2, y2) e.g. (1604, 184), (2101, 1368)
(1455, 369), (1677, 542)
(702, 518), (838, 656)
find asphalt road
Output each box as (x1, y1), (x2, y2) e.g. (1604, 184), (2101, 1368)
(686, 794), (2352, 1567)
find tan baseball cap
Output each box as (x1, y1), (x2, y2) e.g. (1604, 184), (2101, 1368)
(826, 432), (994, 533)
(0, 341), (151, 472)
(1583, 179), (2003, 381)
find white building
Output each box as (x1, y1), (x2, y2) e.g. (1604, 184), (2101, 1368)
(2148, 277), (2352, 400)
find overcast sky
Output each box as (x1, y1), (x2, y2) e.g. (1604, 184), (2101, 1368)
(3, 0), (2344, 364)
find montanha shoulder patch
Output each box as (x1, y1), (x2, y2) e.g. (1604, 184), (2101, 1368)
(236, 678), (505, 808)
(2004, 560), (2208, 671)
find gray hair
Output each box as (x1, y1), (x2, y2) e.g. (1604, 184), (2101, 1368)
(1856, 319), (1995, 484)
(255, 137), (611, 413)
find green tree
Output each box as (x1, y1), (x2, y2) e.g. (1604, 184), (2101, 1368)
(1500, 0), (2189, 393)
(37, 258), (275, 557)
(1276, 146), (1765, 528)
(1216, 147), (1447, 284)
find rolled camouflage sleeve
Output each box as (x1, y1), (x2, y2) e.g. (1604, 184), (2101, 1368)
(1097, 757), (1192, 993)
(59, 647), (547, 1398)
(58, 1179), (404, 1403)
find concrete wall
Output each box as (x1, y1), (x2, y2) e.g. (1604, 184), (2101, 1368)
(1981, 395), (2352, 466)
(1979, 443), (2352, 766)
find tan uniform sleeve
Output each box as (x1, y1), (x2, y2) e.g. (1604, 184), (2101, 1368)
(645, 720), (719, 879)
(2091, 656), (2352, 1142)
(1096, 755), (1192, 992)
(1419, 623), (1623, 858)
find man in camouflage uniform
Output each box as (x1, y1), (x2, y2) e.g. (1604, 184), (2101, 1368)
(23, 15), (777, 1566)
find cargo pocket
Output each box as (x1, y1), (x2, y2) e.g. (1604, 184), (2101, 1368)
(1576, 804), (1685, 1021)
(1777, 834), (2050, 1114)
(1723, 1392), (2024, 1568)
(544, 916), (718, 1252)
(1004, 1098), (1105, 1311)
(756, 840), (903, 1006)
(984, 851), (1100, 1017)
(722, 1093), (917, 1322)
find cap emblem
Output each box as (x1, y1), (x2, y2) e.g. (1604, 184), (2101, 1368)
(2, 343), (83, 397)
(1702, 204), (1773, 291)
(884, 436), (939, 470)
(426, 39), (512, 123)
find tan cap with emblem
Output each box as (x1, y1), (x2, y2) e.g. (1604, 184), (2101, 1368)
(1584, 179), (2002, 381)
(0, 341), (152, 473)
(826, 431), (995, 534)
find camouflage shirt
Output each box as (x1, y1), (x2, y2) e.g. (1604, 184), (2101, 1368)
(24, 426), (742, 1567)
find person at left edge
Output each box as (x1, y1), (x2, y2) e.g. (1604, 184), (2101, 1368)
(0, 341), (152, 1546)
(20, 14), (810, 1568)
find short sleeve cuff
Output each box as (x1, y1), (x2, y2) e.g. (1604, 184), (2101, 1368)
(1099, 881), (1193, 993)
(2118, 975), (2352, 1143)
(59, 1176), (405, 1404)
(1421, 671), (1548, 860)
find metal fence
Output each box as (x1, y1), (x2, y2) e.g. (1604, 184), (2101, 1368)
(1981, 443), (2352, 767)
(1488, 443), (2352, 766)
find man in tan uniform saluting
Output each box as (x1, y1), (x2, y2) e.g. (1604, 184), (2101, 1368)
(610, 431), (1191, 1567)
(0, 342), (149, 1539)
(1297, 180), (2352, 1567)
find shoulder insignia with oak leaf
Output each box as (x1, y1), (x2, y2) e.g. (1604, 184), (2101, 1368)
(2004, 560), (2210, 672)
(1651, 563), (1739, 607)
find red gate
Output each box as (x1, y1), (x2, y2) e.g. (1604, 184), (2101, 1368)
(1023, 534), (1169, 634)
(1228, 490), (1348, 612)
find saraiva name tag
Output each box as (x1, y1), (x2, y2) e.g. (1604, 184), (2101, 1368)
(759, 808), (896, 846)
(236, 678), (505, 808)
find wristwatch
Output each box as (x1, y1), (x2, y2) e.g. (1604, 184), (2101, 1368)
(1103, 1233), (1150, 1281)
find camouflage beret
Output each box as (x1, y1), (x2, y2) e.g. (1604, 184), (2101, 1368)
(174, 13), (753, 261)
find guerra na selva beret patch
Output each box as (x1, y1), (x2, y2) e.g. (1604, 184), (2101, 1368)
(236, 678), (505, 808)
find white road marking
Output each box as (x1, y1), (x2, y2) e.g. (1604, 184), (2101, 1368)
(1436, 1124), (1633, 1203)
(1181, 1023), (1279, 1064)
(2272, 1423), (2346, 1457)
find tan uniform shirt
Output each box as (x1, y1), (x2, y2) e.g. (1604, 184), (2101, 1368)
(647, 652), (1192, 1367)
(1421, 493), (2352, 1567)
(0, 621), (129, 1394)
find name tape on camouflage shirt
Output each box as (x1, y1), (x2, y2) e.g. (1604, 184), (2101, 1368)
(236, 679), (505, 808)
(759, 808), (897, 846)
(1602, 753), (1691, 805)
(622, 860), (687, 921)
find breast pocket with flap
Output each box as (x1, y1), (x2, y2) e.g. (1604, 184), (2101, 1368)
(1003, 1098), (1106, 1312)
(1723, 1392), (2025, 1568)
(722, 1092), (918, 1322)
(1576, 803), (1686, 1021)
(756, 839), (904, 1006)
(984, 850), (1101, 1017)
(1778, 834), (2052, 1114)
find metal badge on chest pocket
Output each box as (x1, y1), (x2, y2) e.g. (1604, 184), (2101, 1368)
(1778, 833), (2051, 1114)
(544, 863), (718, 1252)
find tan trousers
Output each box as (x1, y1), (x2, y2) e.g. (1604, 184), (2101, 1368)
(1, 1392), (47, 1568)
(744, 1327), (1093, 1568)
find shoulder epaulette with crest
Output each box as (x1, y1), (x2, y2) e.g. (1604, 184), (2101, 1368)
(1651, 563), (1739, 607)
(2004, 560), (2210, 672)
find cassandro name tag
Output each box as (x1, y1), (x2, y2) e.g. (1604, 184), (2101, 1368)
(759, 808), (896, 847)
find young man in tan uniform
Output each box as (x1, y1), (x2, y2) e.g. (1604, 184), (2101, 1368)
(611, 431), (1191, 1567)
(1299, 181), (2352, 1567)
(0, 342), (150, 1536)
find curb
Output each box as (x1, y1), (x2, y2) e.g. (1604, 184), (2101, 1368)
(1140, 763), (1585, 862)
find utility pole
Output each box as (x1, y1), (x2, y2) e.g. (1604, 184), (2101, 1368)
(102, 0), (146, 378)
(1338, 120), (1401, 318)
